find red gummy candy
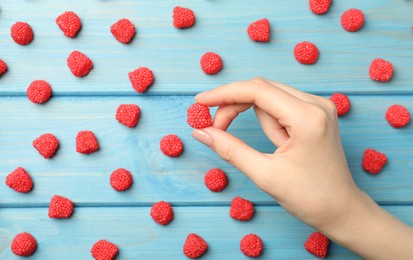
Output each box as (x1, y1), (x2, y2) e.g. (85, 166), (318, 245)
(230, 196), (255, 221)
(160, 134), (184, 157)
(309, 0), (332, 15)
(173, 6), (196, 29)
(329, 93), (351, 117)
(11, 22), (34, 45)
(128, 67), (154, 93)
(91, 240), (118, 260)
(304, 232), (330, 258)
(200, 52), (223, 75)
(150, 201), (174, 225)
(183, 233), (208, 259)
(110, 168), (133, 191)
(362, 148), (387, 174)
(247, 18), (270, 42)
(67, 50), (93, 77)
(204, 168), (228, 192)
(369, 58), (394, 82)
(187, 103), (213, 129)
(386, 104), (410, 128)
(341, 9), (365, 32)
(11, 232), (37, 256)
(27, 80), (52, 104)
(6, 167), (33, 193)
(76, 130), (99, 154)
(294, 41), (319, 65)
(111, 18), (136, 44)
(116, 104), (141, 128)
(240, 234), (263, 257)
(48, 194), (74, 218)
(56, 11), (82, 38)
(0, 59), (8, 76)
(33, 133), (59, 159)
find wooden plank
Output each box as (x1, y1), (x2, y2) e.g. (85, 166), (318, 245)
(0, 0), (412, 95)
(8, 205), (413, 259)
(0, 95), (412, 206)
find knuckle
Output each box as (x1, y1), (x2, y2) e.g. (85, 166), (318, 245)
(220, 143), (237, 164)
(250, 77), (268, 90)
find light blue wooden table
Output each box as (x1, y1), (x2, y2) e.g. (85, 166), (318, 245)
(0, 1), (412, 259)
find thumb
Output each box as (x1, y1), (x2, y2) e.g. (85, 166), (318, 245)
(192, 127), (270, 186)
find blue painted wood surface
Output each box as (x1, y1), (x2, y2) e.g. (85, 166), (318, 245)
(0, 0), (412, 259)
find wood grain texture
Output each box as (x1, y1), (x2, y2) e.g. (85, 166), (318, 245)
(0, 96), (412, 206)
(4, 205), (412, 259)
(0, 0), (412, 95)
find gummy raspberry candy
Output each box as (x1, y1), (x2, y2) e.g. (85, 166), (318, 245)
(110, 18), (136, 44)
(91, 240), (118, 260)
(200, 52), (223, 75)
(230, 196), (255, 221)
(5, 167), (33, 193)
(341, 9), (365, 32)
(116, 104), (141, 128)
(187, 103), (213, 129)
(56, 11), (82, 38)
(160, 134), (184, 157)
(386, 104), (410, 128)
(240, 234), (263, 258)
(76, 131), (99, 154)
(67, 50), (93, 77)
(110, 168), (133, 191)
(304, 232), (330, 258)
(33, 133), (59, 159)
(204, 168), (228, 192)
(173, 6), (196, 29)
(183, 233), (208, 259)
(11, 232), (37, 256)
(247, 18), (270, 42)
(309, 0), (332, 15)
(150, 201), (174, 225)
(11, 22), (34, 45)
(128, 67), (154, 93)
(48, 194), (74, 218)
(0, 59), (7, 76)
(294, 41), (319, 65)
(362, 148), (387, 174)
(27, 80), (52, 104)
(369, 58), (394, 82)
(329, 93), (351, 117)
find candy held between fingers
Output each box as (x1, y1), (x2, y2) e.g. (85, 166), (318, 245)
(128, 67), (154, 93)
(187, 103), (213, 129)
(150, 201), (174, 225)
(329, 93), (351, 116)
(6, 167), (33, 193)
(91, 240), (119, 260)
(369, 58), (394, 82)
(11, 232), (37, 256)
(116, 104), (141, 128)
(240, 234), (264, 257)
(204, 168), (228, 192)
(67, 50), (93, 77)
(27, 80), (53, 104)
(173, 6), (196, 29)
(304, 232), (330, 258)
(247, 18), (271, 42)
(110, 168), (133, 191)
(294, 41), (319, 65)
(183, 233), (208, 259)
(76, 131), (99, 154)
(309, 0), (332, 15)
(362, 148), (387, 174)
(341, 9), (365, 32)
(230, 196), (255, 221)
(56, 11), (82, 38)
(48, 195), (74, 218)
(385, 105), (410, 128)
(200, 52), (223, 75)
(111, 18), (136, 44)
(11, 21), (34, 45)
(160, 134), (184, 157)
(33, 133), (59, 159)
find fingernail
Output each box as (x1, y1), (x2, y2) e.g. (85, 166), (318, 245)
(192, 129), (213, 147)
(195, 91), (209, 100)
